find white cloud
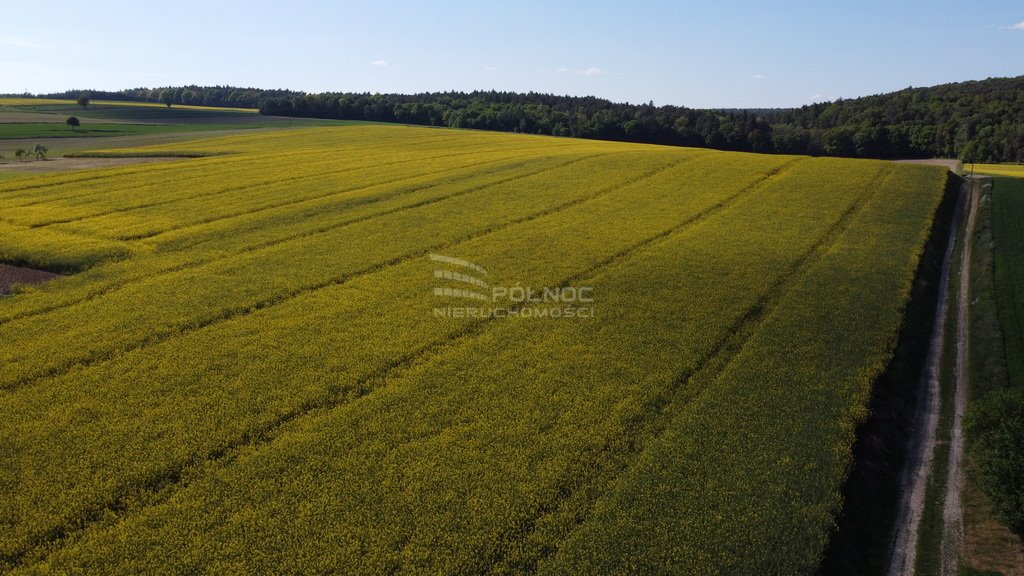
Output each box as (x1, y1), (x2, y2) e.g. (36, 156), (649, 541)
(1008, 20), (1024, 29)
(544, 66), (603, 76)
(0, 37), (41, 49)
(751, 74), (766, 80)
(370, 60), (389, 67)
(484, 66), (498, 72)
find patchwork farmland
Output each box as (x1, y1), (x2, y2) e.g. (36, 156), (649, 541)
(0, 125), (950, 574)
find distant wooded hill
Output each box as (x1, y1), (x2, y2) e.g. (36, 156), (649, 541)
(26, 76), (1024, 162)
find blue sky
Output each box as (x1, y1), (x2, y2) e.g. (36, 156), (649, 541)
(1, 0), (1021, 108)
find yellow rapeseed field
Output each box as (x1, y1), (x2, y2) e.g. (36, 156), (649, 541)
(0, 125), (949, 574)
(971, 163), (1024, 178)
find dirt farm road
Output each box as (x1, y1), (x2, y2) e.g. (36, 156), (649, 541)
(887, 176), (977, 576)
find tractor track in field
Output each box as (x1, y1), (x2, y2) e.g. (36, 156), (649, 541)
(0, 157), (225, 198)
(0, 143), (514, 228)
(0, 132), (485, 202)
(112, 144), (607, 241)
(480, 165), (895, 574)
(0, 153), (683, 392)
(18, 142), (571, 227)
(886, 177), (970, 576)
(0, 145), (594, 246)
(0, 133), (555, 209)
(0, 153), (602, 329)
(4, 157), (803, 573)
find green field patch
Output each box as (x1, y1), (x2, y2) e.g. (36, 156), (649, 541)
(991, 178), (1024, 385)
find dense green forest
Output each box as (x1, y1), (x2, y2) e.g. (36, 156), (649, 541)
(256, 78), (1023, 161)
(20, 76), (1024, 161)
(766, 77), (1024, 162)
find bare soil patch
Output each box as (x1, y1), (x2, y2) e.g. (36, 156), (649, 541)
(0, 111), (75, 123)
(894, 159), (962, 172)
(0, 264), (60, 295)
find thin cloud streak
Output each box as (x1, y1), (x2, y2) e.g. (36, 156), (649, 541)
(0, 37), (42, 49)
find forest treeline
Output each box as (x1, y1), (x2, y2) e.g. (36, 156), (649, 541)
(29, 77), (1024, 162)
(40, 86), (302, 110)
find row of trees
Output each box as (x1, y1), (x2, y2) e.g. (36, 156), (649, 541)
(262, 91), (780, 152)
(15, 88), (772, 152)
(0, 144), (48, 161)
(39, 86), (304, 110)
(12, 77), (1023, 162)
